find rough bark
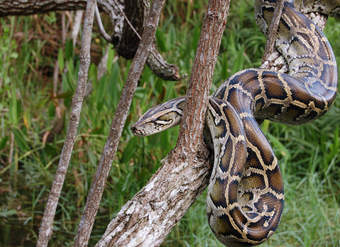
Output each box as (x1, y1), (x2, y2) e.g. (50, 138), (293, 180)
(73, 0), (166, 246)
(262, 0), (285, 66)
(0, 0), (124, 35)
(36, 1), (96, 246)
(95, 0), (231, 246)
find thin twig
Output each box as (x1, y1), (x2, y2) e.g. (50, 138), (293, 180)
(73, 0), (166, 246)
(61, 12), (67, 45)
(36, 1), (97, 246)
(95, 3), (112, 42)
(262, 0), (285, 67)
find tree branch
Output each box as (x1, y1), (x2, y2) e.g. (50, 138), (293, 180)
(95, 0), (231, 246)
(262, 0), (285, 66)
(36, 1), (97, 246)
(73, 0), (166, 246)
(95, 3), (112, 42)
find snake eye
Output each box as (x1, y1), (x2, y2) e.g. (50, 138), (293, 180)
(155, 119), (173, 126)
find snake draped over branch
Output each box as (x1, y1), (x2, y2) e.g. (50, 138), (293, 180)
(131, 0), (338, 246)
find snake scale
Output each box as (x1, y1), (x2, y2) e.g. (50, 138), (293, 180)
(131, 0), (338, 246)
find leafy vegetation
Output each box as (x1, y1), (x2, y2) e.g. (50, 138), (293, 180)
(0, 0), (339, 246)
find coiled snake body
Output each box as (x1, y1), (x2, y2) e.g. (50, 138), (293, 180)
(131, 0), (338, 246)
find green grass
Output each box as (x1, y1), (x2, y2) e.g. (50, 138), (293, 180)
(0, 1), (339, 246)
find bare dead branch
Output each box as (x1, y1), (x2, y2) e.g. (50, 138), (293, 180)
(0, 0), (121, 20)
(95, 3), (112, 42)
(262, 0), (285, 66)
(95, 0), (231, 246)
(73, 0), (166, 246)
(36, 0), (97, 246)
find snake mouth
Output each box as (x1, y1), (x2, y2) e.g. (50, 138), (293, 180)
(131, 125), (143, 136)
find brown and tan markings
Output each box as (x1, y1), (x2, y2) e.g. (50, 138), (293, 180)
(131, 0), (338, 246)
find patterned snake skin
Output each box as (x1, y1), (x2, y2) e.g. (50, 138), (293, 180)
(131, 0), (338, 246)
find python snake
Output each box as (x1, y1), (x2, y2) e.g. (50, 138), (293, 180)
(131, 0), (338, 246)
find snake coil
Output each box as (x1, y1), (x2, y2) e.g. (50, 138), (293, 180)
(131, 0), (338, 246)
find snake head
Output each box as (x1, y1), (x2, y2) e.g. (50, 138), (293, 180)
(131, 97), (186, 136)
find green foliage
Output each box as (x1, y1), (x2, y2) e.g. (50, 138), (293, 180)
(0, 1), (339, 246)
